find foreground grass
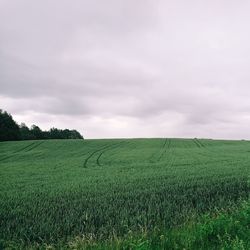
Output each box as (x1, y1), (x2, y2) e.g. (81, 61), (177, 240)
(0, 138), (249, 248)
(2, 199), (249, 249)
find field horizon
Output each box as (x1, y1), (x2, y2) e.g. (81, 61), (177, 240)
(4, 136), (249, 142)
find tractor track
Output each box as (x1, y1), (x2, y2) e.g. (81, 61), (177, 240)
(13, 142), (38, 153)
(96, 141), (127, 166)
(193, 138), (206, 148)
(162, 139), (176, 168)
(83, 141), (125, 168)
(157, 139), (171, 162)
(0, 155), (13, 162)
(154, 138), (176, 168)
(193, 139), (216, 159)
(194, 139), (225, 164)
(193, 138), (202, 148)
(149, 139), (167, 163)
(0, 141), (44, 162)
(25, 141), (44, 152)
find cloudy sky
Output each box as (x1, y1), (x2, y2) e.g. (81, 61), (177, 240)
(1, 0), (250, 139)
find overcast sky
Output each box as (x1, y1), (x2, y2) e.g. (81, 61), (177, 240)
(1, 0), (250, 139)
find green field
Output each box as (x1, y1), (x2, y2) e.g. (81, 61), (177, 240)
(0, 138), (249, 249)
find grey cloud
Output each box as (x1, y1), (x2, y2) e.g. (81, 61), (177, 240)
(1, 0), (250, 138)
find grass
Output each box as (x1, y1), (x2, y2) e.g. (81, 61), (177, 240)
(0, 138), (249, 249)
(2, 199), (250, 249)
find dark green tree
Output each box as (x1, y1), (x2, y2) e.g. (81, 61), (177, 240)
(30, 125), (44, 139)
(0, 109), (21, 141)
(19, 123), (35, 140)
(0, 109), (83, 141)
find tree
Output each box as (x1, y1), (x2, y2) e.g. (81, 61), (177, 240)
(68, 129), (83, 139)
(48, 128), (83, 139)
(30, 125), (44, 139)
(49, 127), (62, 139)
(0, 109), (21, 141)
(0, 109), (84, 141)
(19, 123), (35, 140)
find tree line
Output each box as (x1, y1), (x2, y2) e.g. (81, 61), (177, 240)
(0, 109), (83, 141)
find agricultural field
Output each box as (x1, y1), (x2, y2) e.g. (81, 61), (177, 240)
(0, 138), (249, 249)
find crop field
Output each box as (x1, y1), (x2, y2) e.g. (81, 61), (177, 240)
(0, 138), (249, 249)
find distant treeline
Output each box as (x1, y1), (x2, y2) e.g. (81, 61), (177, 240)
(0, 109), (83, 141)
